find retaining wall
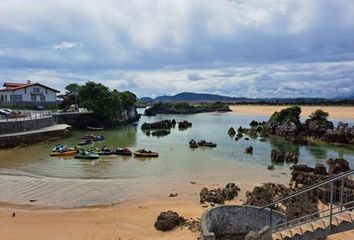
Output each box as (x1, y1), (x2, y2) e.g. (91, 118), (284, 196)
(0, 116), (56, 135)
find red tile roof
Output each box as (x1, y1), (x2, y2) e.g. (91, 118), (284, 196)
(0, 82), (60, 93)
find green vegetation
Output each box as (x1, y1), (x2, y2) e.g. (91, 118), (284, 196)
(309, 109), (329, 123)
(269, 106), (301, 124)
(61, 81), (136, 121)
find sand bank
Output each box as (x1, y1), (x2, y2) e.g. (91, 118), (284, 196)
(230, 105), (354, 120)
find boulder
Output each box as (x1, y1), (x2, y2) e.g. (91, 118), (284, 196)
(245, 146), (253, 154)
(245, 183), (289, 207)
(268, 165), (275, 170)
(154, 211), (185, 231)
(200, 183), (240, 204)
(228, 127), (236, 136)
(178, 120), (192, 129)
(141, 120), (174, 130)
(326, 158), (350, 175)
(270, 149), (298, 164)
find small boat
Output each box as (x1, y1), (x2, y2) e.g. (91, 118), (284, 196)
(75, 151), (100, 160)
(114, 147), (133, 156)
(81, 134), (105, 141)
(78, 139), (93, 145)
(50, 150), (77, 157)
(133, 149), (159, 157)
(197, 140), (217, 147)
(189, 139), (198, 148)
(87, 126), (105, 131)
(100, 146), (113, 155)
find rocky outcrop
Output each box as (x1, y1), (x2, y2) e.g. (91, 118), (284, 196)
(320, 121), (354, 144)
(150, 129), (171, 137)
(326, 158), (350, 175)
(154, 211), (185, 231)
(245, 183), (290, 207)
(141, 120), (174, 130)
(200, 183), (240, 204)
(178, 120), (192, 129)
(228, 127), (236, 136)
(306, 118), (334, 137)
(270, 149), (299, 164)
(144, 102), (231, 115)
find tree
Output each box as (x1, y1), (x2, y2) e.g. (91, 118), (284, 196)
(65, 83), (81, 94)
(269, 106), (301, 124)
(120, 91), (137, 110)
(309, 109), (329, 123)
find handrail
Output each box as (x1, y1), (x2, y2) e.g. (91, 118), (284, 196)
(261, 169), (354, 210)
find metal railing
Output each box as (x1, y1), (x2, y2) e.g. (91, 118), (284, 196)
(0, 111), (53, 122)
(261, 169), (354, 233)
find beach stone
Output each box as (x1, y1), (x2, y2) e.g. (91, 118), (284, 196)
(245, 183), (289, 207)
(259, 138), (267, 142)
(154, 211), (185, 231)
(245, 146), (253, 154)
(267, 165), (275, 170)
(169, 193), (178, 197)
(228, 127), (236, 136)
(200, 183), (240, 204)
(244, 137), (250, 140)
(12, 212), (15, 217)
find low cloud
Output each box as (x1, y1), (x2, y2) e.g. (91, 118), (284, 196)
(53, 41), (84, 50)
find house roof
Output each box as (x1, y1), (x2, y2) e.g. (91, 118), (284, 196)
(0, 82), (60, 93)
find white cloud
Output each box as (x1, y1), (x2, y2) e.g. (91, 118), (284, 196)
(53, 41), (84, 50)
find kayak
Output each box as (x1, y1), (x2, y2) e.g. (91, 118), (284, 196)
(81, 135), (105, 141)
(114, 148), (132, 156)
(50, 150), (77, 157)
(133, 149), (159, 157)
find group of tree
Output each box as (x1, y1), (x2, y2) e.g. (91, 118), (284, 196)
(59, 82), (136, 120)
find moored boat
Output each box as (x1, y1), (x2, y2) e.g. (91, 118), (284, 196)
(78, 139), (93, 145)
(50, 150), (77, 157)
(81, 134), (105, 141)
(75, 151), (100, 160)
(114, 147), (133, 156)
(197, 140), (217, 147)
(133, 149), (159, 157)
(87, 126), (105, 131)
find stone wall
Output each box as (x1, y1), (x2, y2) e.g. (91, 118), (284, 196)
(0, 116), (56, 135)
(0, 127), (72, 148)
(201, 205), (285, 240)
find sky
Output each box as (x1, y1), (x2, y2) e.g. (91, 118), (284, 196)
(0, 0), (354, 98)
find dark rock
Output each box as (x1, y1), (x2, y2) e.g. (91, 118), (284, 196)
(200, 183), (240, 204)
(12, 212), (15, 217)
(171, 119), (176, 125)
(268, 165), (275, 170)
(141, 120), (174, 130)
(326, 158), (350, 175)
(235, 137), (239, 141)
(228, 127), (236, 136)
(270, 149), (298, 164)
(244, 137), (249, 141)
(245, 183), (290, 207)
(154, 211), (185, 231)
(259, 138), (267, 142)
(245, 146), (253, 154)
(313, 164), (327, 175)
(178, 120), (192, 129)
(236, 132), (243, 138)
(29, 199), (37, 203)
(169, 193), (178, 198)
(151, 129), (170, 137)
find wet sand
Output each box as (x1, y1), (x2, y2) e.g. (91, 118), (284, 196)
(230, 105), (354, 120)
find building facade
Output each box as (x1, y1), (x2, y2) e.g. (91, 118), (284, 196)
(0, 81), (60, 107)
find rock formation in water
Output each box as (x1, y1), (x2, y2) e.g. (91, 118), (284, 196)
(245, 146), (253, 154)
(178, 120), (192, 129)
(270, 149), (299, 164)
(228, 127), (236, 136)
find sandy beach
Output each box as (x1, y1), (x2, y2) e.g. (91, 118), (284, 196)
(230, 105), (354, 120)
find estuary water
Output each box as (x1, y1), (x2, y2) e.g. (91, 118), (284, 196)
(0, 109), (354, 207)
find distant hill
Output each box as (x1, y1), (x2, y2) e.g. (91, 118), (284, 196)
(139, 97), (154, 102)
(153, 92), (246, 102)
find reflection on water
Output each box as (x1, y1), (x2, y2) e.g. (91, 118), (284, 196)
(0, 109), (353, 207)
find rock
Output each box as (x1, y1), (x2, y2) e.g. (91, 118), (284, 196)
(245, 183), (290, 207)
(178, 120), (192, 129)
(200, 183), (240, 204)
(154, 211), (185, 231)
(141, 120), (174, 130)
(326, 158), (350, 175)
(259, 138), (267, 142)
(313, 164), (327, 175)
(228, 127), (236, 136)
(285, 152), (299, 164)
(270, 149), (285, 163)
(169, 193), (178, 197)
(306, 118), (334, 137)
(235, 137), (239, 141)
(151, 129), (170, 137)
(244, 137), (249, 141)
(12, 212), (15, 217)
(171, 119), (176, 125)
(29, 199), (37, 203)
(245, 146), (253, 154)
(190, 181), (196, 185)
(236, 132), (243, 138)
(268, 165), (275, 170)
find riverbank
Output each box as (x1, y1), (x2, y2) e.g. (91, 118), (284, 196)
(230, 105), (354, 120)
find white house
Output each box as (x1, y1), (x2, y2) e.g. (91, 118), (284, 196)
(0, 81), (60, 107)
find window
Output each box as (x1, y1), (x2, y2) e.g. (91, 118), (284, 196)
(14, 95), (22, 101)
(40, 95), (45, 101)
(25, 88), (27, 94)
(31, 95), (37, 101)
(33, 87), (40, 93)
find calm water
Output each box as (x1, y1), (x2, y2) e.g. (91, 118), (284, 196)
(0, 109), (353, 207)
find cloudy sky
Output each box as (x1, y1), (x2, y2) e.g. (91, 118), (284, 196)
(1, 0), (354, 98)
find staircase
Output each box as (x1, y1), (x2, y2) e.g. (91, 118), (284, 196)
(261, 170), (354, 240)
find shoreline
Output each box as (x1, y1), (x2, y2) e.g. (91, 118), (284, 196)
(230, 105), (354, 120)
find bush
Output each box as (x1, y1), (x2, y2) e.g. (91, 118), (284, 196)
(269, 106), (301, 124)
(309, 109), (329, 123)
